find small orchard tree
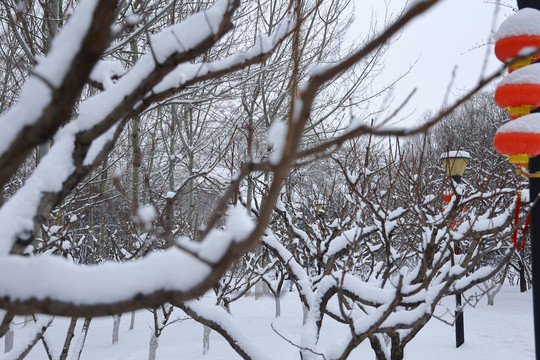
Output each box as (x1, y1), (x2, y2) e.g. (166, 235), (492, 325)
(0, 0), (509, 359)
(259, 140), (516, 359)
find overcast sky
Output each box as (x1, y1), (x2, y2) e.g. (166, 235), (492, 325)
(350, 0), (516, 126)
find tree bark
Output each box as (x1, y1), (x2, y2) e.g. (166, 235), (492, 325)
(73, 318), (92, 360)
(148, 333), (159, 360)
(302, 304), (309, 325)
(203, 325), (211, 355)
(255, 276), (263, 300)
(520, 259), (528, 293)
(129, 311), (136, 330)
(369, 335), (389, 360)
(59, 317), (78, 360)
(4, 329), (13, 353)
(274, 293), (281, 318)
(112, 314), (121, 344)
(390, 332), (404, 360)
(99, 157), (108, 261)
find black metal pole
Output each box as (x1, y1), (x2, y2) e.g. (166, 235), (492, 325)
(455, 293), (464, 348)
(529, 156), (540, 359)
(452, 175), (465, 348)
(518, 0), (540, 11)
(515, 2), (540, 356)
(517, 4), (540, 358)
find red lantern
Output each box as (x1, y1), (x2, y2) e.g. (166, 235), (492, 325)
(494, 8), (540, 72)
(493, 113), (540, 166)
(495, 35), (540, 72)
(443, 192), (454, 203)
(494, 64), (540, 118)
(495, 83), (540, 118)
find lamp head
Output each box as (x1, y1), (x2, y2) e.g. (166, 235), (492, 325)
(440, 151), (470, 183)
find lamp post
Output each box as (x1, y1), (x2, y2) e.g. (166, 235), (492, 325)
(514, 5), (540, 359)
(492, 3), (540, 358)
(440, 150), (470, 349)
(530, 156), (540, 360)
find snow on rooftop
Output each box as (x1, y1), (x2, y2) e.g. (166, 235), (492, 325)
(496, 113), (540, 134)
(494, 8), (540, 41)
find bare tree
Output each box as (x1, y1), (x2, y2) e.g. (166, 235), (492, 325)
(258, 140), (516, 359)
(0, 0), (510, 359)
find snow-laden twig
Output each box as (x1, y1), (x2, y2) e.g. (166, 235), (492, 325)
(0, 316), (53, 360)
(178, 300), (271, 360)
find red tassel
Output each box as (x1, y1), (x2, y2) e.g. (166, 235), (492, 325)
(520, 214), (530, 250)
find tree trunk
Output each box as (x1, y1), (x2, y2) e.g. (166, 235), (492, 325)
(255, 278), (263, 300)
(186, 108), (194, 233)
(203, 325), (211, 354)
(148, 333), (159, 360)
(302, 304), (309, 325)
(112, 314), (121, 344)
(390, 345), (404, 360)
(369, 335), (390, 360)
(487, 292), (496, 306)
(166, 105), (177, 243)
(0, 50), (13, 114)
(4, 329), (13, 353)
(40, 334), (55, 360)
(274, 293), (281, 318)
(99, 157), (108, 260)
(59, 317), (78, 360)
(0, 313), (13, 338)
(130, 40), (141, 218)
(254, 246), (263, 301)
(389, 332), (405, 360)
(520, 260), (528, 292)
(73, 317), (92, 360)
(129, 311), (136, 330)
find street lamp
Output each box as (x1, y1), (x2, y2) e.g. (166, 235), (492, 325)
(441, 151), (470, 184)
(313, 200), (325, 220)
(441, 150), (470, 349)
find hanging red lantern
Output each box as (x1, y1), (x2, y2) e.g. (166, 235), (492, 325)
(494, 113), (540, 166)
(495, 36), (540, 71)
(494, 8), (540, 72)
(442, 191), (454, 204)
(494, 63), (540, 118)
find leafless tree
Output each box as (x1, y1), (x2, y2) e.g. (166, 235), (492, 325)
(0, 0), (510, 359)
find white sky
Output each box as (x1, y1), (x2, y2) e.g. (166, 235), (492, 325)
(350, 0), (516, 125)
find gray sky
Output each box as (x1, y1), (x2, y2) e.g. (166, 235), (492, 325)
(350, 0), (515, 126)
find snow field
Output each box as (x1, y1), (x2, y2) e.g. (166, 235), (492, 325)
(13, 285), (533, 359)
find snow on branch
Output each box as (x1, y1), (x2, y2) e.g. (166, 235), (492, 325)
(0, 0), (285, 255)
(0, 0), (117, 188)
(0, 248), (211, 316)
(262, 231), (315, 306)
(325, 225), (378, 259)
(0, 316), (53, 360)
(178, 300), (271, 360)
(150, 11), (295, 98)
(0, 203), (260, 316)
(322, 272), (394, 307)
(0, 0), (297, 316)
(147, 0), (233, 64)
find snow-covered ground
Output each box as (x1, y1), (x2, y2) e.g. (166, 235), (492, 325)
(16, 284), (534, 359)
